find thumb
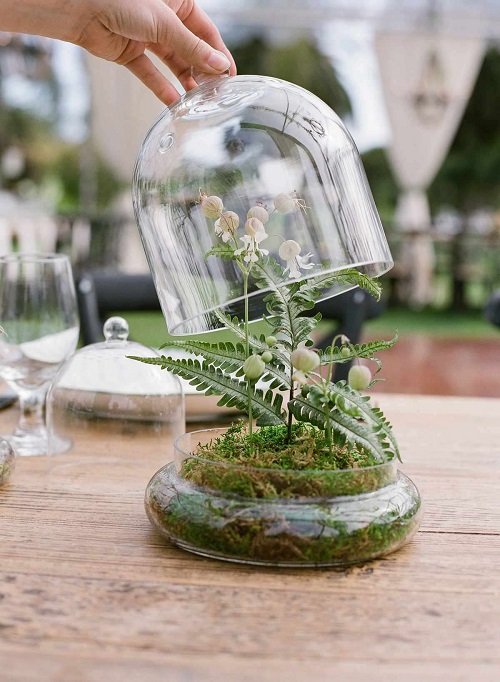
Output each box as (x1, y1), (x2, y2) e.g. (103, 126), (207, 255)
(156, 5), (231, 74)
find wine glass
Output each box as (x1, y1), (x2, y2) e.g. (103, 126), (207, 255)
(0, 253), (79, 456)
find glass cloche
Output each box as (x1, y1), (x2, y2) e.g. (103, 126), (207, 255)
(133, 73), (393, 335)
(46, 317), (184, 457)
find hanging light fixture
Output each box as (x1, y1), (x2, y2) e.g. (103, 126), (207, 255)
(410, 1), (449, 125)
(411, 48), (449, 124)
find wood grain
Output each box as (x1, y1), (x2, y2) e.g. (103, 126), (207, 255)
(0, 393), (499, 681)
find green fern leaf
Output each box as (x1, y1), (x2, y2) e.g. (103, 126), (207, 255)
(128, 355), (286, 425)
(212, 309), (268, 352)
(289, 381), (400, 461)
(205, 243), (235, 260)
(320, 334), (398, 365)
(162, 339), (290, 389)
(304, 268), (382, 302)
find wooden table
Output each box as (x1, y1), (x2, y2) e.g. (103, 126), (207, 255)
(0, 394), (499, 681)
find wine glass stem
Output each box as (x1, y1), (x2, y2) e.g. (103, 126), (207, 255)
(16, 386), (48, 435)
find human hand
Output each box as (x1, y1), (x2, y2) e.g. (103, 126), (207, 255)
(0, 0), (236, 104)
(76, 0), (236, 103)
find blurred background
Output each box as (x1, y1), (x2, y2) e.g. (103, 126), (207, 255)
(1, 0), (499, 396)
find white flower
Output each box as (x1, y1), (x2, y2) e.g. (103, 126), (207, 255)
(234, 218), (269, 263)
(278, 239), (314, 279)
(292, 371), (308, 386)
(214, 211), (239, 242)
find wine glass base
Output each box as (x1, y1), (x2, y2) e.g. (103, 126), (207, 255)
(6, 431), (49, 457)
(5, 430), (72, 457)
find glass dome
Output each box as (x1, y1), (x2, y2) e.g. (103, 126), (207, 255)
(46, 317), (184, 457)
(133, 73), (393, 335)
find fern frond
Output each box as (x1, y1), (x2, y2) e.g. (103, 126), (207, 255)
(320, 335), (398, 365)
(289, 381), (400, 462)
(304, 267), (382, 302)
(212, 309), (267, 352)
(129, 355), (286, 425)
(205, 243), (235, 260)
(162, 339), (290, 390)
(252, 258), (321, 348)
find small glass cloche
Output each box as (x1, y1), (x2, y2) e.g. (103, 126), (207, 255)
(133, 73), (393, 335)
(46, 317), (184, 457)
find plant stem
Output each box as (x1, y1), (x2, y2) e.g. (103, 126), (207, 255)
(286, 350), (295, 444)
(286, 381), (294, 444)
(243, 271), (253, 442)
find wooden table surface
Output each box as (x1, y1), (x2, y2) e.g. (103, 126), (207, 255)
(0, 394), (499, 682)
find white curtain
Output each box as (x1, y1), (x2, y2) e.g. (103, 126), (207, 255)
(86, 56), (180, 271)
(375, 30), (485, 306)
(86, 55), (176, 182)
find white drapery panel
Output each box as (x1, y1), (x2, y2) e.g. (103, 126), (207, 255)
(86, 56), (180, 271)
(375, 30), (485, 306)
(86, 55), (174, 182)
(375, 30), (485, 229)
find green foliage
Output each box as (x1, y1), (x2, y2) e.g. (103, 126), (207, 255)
(163, 338), (290, 390)
(289, 382), (400, 463)
(130, 354), (286, 425)
(212, 310), (269, 353)
(430, 49), (500, 211)
(0, 107), (122, 211)
(320, 335), (398, 365)
(361, 147), (399, 220)
(132, 263), (398, 456)
(194, 421), (379, 472)
(253, 257), (321, 350)
(230, 36), (352, 118)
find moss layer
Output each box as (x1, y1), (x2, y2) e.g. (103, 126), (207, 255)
(181, 423), (394, 499)
(146, 464), (422, 567)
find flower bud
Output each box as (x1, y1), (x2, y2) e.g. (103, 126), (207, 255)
(348, 365), (372, 390)
(217, 211), (239, 232)
(247, 205), (269, 224)
(245, 217), (265, 238)
(265, 335), (277, 347)
(274, 193), (296, 214)
(201, 194), (223, 219)
(291, 348), (320, 373)
(340, 346), (351, 358)
(243, 355), (265, 381)
(261, 351), (273, 363)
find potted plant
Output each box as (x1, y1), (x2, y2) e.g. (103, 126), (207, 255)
(132, 192), (421, 567)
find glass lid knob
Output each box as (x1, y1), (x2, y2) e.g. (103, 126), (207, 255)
(103, 316), (129, 342)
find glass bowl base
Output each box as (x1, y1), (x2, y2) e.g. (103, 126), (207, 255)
(145, 462), (422, 568)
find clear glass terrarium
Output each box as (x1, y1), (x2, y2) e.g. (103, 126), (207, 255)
(145, 429), (422, 567)
(135, 74), (421, 567)
(133, 74), (393, 335)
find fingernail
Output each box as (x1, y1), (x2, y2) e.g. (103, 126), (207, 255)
(207, 50), (231, 72)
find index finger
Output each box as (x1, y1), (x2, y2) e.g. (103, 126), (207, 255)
(181, 2), (236, 75)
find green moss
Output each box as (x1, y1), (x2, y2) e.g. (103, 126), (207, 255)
(0, 460), (14, 486)
(146, 465), (422, 566)
(145, 425), (421, 567)
(181, 423), (393, 499)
